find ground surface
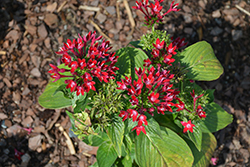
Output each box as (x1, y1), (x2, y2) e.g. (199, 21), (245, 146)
(0, 0), (250, 166)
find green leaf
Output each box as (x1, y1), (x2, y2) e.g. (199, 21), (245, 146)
(121, 154), (133, 167)
(107, 116), (125, 157)
(97, 139), (118, 167)
(184, 125), (202, 152)
(200, 102), (233, 133)
(135, 117), (194, 167)
(179, 41), (223, 81)
(38, 78), (72, 109)
(128, 40), (142, 49)
(115, 47), (148, 80)
(186, 133), (217, 167)
(38, 64), (72, 109)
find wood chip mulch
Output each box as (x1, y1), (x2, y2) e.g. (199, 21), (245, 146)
(0, 0), (250, 166)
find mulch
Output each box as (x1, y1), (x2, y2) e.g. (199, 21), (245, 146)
(0, 0), (250, 166)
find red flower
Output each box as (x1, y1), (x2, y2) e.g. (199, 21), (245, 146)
(143, 58), (152, 67)
(163, 54), (175, 66)
(137, 114), (148, 126)
(117, 81), (127, 90)
(61, 54), (72, 65)
(196, 105), (206, 118)
(119, 110), (128, 121)
(128, 109), (138, 122)
(14, 149), (24, 160)
(65, 80), (77, 92)
(132, 0), (180, 26)
(148, 92), (160, 104)
(175, 98), (185, 111)
(130, 95), (139, 105)
(69, 61), (78, 73)
(153, 38), (165, 50)
(171, 37), (188, 49)
(132, 125), (146, 136)
(166, 43), (177, 55)
(163, 0), (180, 15)
(181, 120), (195, 133)
(49, 31), (119, 96)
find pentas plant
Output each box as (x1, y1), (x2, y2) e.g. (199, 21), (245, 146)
(39, 0), (233, 167)
(48, 31), (119, 96)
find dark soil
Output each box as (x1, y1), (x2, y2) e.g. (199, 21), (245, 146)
(0, 0), (250, 166)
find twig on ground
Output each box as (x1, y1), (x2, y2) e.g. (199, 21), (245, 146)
(235, 5), (250, 17)
(57, 1), (67, 13)
(79, 5), (100, 12)
(89, 19), (113, 43)
(123, 0), (135, 36)
(116, 1), (121, 21)
(56, 123), (76, 155)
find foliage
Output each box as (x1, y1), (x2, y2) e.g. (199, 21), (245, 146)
(38, 0), (233, 167)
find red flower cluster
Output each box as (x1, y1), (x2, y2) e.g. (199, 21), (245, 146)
(48, 31), (119, 96)
(132, 0), (180, 26)
(143, 38), (177, 67)
(117, 66), (183, 135)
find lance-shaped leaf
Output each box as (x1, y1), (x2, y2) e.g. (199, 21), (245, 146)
(179, 41), (223, 81)
(135, 118), (194, 167)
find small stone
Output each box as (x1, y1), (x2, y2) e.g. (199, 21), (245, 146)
(3, 40), (9, 48)
(13, 92), (21, 105)
(4, 120), (12, 128)
(44, 37), (51, 48)
(22, 87), (31, 96)
(223, 8), (239, 15)
(231, 29), (242, 41)
(115, 19), (125, 31)
(182, 5), (191, 13)
(0, 138), (7, 147)
(198, 0), (206, 9)
(184, 27), (193, 35)
(96, 13), (107, 24)
(212, 10), (221, 18)
(21, 153), (31, 167)
(44, 13), (58, 28)
(38, 24), (48, 39)
(105, 6), (116, 15)
(232, 139), (241, 149)
(0, 113), (8, 120)
(22, 116), (33, 127)
(30, 68), (41, 77)
(46, 2), (57, 13)
(3, 148), (10, 154)
(104, 20), (114, 30)
(7, 124), (20, 137)
(233, 18), (241, 27)
(29, 43), (37, 52)
(28, 134), (43, 150)
(210, 27), (223, 36)
(183, 14), (192, 23)
(119, 34), (126, 42)
(31, 55), (41, 67)
(3, 78), (12, 88)
(26, 25), (37, 35)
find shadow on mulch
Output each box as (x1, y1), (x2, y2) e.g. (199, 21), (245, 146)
(0, 134), (52, 167)
(0, 0), (26, 42)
